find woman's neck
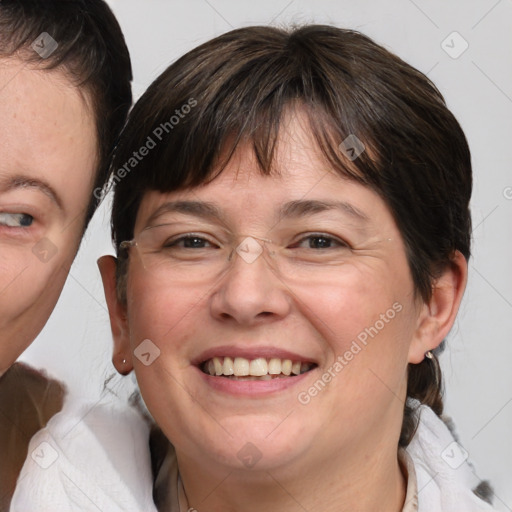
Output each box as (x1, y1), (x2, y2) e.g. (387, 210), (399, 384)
(176, 441), (407, 512)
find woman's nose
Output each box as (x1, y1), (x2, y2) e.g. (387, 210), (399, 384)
(209, 237), (292, 326)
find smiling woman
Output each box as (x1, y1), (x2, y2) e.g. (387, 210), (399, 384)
(90, 25), (501, 511)
(92, 25), (500, 511)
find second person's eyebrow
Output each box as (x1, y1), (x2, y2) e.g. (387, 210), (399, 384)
(1, 174), (64, 211)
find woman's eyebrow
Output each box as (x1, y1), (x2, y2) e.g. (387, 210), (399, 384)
(1, 175), (64, 211)
(148, 199), (370, 225)
(147, 200), (225, 224)
(279, 199), (370, 223)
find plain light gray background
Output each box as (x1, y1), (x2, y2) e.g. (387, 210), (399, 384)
(20, 0), (512, 508)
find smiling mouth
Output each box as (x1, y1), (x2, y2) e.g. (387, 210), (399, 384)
(200, 356), (317, 381)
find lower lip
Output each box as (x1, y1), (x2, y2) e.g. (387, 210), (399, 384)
(194, 366), (315, 396)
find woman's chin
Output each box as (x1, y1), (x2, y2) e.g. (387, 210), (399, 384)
(188, 416), (312, 472)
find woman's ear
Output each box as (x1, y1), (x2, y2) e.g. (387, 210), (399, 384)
(98, 255), (133, 375)
(408, 251), (468, 364)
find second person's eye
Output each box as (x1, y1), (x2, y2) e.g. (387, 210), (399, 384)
(0, 212), (34, 228)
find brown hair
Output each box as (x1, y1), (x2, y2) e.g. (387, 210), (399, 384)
(109, 25), (472, 445)
(0, 0), (133, 227)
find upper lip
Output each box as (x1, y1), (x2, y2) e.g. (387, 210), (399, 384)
(192, 345), (318, 366)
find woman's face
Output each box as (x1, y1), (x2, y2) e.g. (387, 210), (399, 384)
(0, 58), (97, 374)
(108, 111), (441, 474)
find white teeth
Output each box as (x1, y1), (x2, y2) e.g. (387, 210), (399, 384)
(249, 358), (268, 376)
(202, 356), (314, 378)
(223, 357), (234, 375)
(281, 359), (292, 376)
(213, 357), (223, 376)
(268, 358), (282, 375)
(233, 357), (250, 376)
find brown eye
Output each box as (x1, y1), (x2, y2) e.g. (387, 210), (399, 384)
(182, 236), (210, 248)
(292, 234), (348, 250)
(308, 236), (333, 249)
(166, 235), (216, 249)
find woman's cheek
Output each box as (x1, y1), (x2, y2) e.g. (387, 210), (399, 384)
(293, 276), (392, 345)
(126, 278), (203, 350)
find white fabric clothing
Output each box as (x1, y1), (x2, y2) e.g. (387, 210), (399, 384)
(153, 402), (498, 511)
(10, 399), (157, 512)
(11, 399), (497, 511)
(405, 401), (497, 512)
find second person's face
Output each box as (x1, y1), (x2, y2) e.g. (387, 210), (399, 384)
(0, 57), (97, 374)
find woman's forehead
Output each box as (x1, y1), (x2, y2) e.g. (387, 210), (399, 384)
(131, 108), (387, 233)
(134, 169), (394, 240)
(138, 112), (351, 199)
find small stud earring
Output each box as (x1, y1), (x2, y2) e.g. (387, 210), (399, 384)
(425, 351), (433, 359)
